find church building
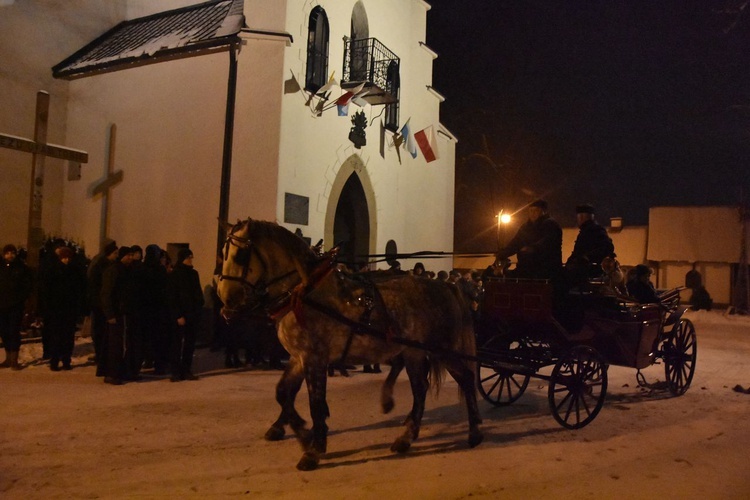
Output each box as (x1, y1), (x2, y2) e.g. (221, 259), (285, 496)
(1, 0), (456, 284)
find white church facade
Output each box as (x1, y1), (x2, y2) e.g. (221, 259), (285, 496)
(1, 0), (456, 284)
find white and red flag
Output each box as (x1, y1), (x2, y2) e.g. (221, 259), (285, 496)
(414, 125), (439, 163)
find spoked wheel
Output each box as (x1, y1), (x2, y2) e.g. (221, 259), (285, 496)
(477, 335), (531, 406)
(663, 319), (697, 396)
(548, 345), (608, 429)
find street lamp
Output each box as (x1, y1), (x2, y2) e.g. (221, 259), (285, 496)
(496, 210), (512, 249)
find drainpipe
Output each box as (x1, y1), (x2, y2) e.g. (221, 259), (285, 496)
(217, 41), (239, 257)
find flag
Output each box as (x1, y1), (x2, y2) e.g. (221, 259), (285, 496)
(337, 102), (349, 116)
(400, 119), (418, 159)
(284, 70), (301, 94)
(315, 72), (337, 96)
(392, 132), (404, 164)
(314, 97), (326, 116)
(414, 125), (439, 163)
(352, 88), (370, 107)
(379, 120), (386, 159)
(334, 82), (366, 108)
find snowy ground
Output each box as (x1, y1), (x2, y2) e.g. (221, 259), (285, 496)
(1, 309), (749, 499)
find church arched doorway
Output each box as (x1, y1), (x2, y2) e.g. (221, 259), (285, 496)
(333, 173), (369, 269)
(325, 154), (377, 270)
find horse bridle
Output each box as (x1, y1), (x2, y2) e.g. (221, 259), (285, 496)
(219, 231), (300, 308)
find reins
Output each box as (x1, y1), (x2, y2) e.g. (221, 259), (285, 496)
(220, 225), (470, 365)
(219, 232), (298, 297)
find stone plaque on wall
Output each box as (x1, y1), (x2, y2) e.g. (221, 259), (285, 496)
(284, 192), (309, 225)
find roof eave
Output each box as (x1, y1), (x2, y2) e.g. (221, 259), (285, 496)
(52, 36), (240, 81)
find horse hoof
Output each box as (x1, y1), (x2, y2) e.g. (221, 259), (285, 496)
(264, 425), (285, 441)
(381, 397), (394, 414)
(296, 452), (319, 471)
(390, 437), (411, 454)
(468, 430), (484, 448)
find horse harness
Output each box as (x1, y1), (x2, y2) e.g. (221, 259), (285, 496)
(220, 230), (400, 364)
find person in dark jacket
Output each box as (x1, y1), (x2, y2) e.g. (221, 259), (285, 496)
(135, 244), (170, 375)
(626, 265), (661, 304)
(40, 246), (86, 371)
(565, 204), (615, 284)
(100, 246), (136, 385)
(0, 244), (33, 370)
(87, 239), (118, 372)
(166, 248), (204, 381)
(496, 199), (563, 280)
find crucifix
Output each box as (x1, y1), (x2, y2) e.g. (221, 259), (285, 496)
(0, 91), (89, 268)
(90, 124), (124, 249)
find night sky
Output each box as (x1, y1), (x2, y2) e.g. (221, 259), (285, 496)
(426, 0), (750, 252)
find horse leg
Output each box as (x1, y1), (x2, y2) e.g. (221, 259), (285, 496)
(390, 356), (429, 454)
(296, 361), (329, 471)
(265, 358), (307, 442)
(445, 359), (484, 448)
(381, 355), (404, 414)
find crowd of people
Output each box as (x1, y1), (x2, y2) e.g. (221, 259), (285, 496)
(1, 200), (691, 379)
(0, 238), (225, 384)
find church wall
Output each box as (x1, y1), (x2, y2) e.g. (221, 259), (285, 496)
(228, 35), (286, 223)
(0, 0), (124, 248)
(63, 53), (229, 283)
(276, 0), (455, 272)
(244, 0), (287, 31)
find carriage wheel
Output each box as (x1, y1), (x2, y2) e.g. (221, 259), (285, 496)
(477, 335), (531, 406)
(664, 319), (697, 396)
(548, 345), (608, 429)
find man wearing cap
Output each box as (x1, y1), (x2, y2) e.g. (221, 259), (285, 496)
(565, 204), (614, 283)
(0, 244), (33, 370)
(496, 199), (563, 280)
(166, 248), (204, 381)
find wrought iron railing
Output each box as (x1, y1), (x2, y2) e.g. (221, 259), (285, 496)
(342, 37), (400, 104)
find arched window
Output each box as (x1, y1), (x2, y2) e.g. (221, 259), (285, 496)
(349, 1), (369, 81)
(384, 60), (400, 131)
(305, 7), (329, 93)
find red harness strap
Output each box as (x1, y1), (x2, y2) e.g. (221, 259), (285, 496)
(268, 255), (337, 325)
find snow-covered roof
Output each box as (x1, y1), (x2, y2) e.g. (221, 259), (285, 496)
(52, 0), (245, 80)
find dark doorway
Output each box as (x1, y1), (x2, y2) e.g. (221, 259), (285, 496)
(333, 173), (370, 269)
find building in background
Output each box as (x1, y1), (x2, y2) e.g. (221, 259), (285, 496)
(458, 206), (747, 308)
(0, 0), (456, 286)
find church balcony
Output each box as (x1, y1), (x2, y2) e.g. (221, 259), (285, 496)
(341, 37), (400, 106)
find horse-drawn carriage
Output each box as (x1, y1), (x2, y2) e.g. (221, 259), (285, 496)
(218, 218), (697, 470)
(475, 277), (697, 429)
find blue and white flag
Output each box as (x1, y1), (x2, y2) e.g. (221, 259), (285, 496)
(399, 118), (418, 159)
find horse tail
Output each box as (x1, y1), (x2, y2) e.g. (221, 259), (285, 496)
(447, 282), (477, 359)
(428, 283), (477, 398)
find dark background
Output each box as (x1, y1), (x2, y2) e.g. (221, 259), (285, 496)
(426, 0), (750, 252)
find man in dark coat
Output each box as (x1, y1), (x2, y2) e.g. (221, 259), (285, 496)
(87, 239), (118, 372)
(496, 199), (563, 280)
(166, 248), (204, 381)
(565, 204), (615, 284)
(626, 265), (661, 304)
(100, 246), (136, 384)
(0, 244), (33, 370)
(40, 246), (86, 370)
(136, 244), (170, 375)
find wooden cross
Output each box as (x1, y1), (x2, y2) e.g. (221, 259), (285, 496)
(90, 124), (124, 248)
(0, 91), (89, 268)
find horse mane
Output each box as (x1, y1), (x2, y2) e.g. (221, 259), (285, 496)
(245, 219), (318, 268)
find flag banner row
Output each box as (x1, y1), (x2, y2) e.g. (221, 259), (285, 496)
(283, 70), (441, 164)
